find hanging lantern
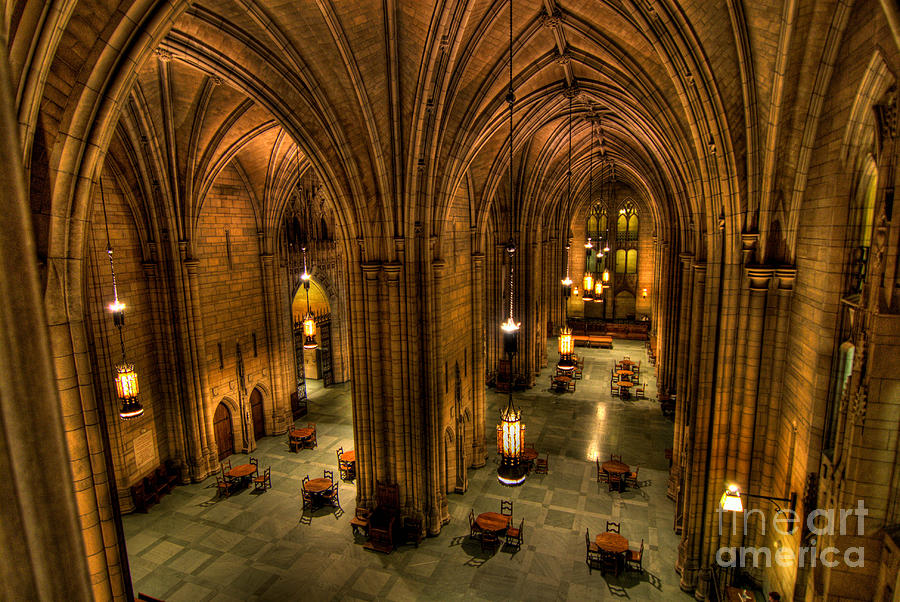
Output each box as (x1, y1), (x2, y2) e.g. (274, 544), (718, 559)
(115, 363), (143, 419)
(584, 238), (593, 249)
(583, 273), (594, 294)
(602, 269), (610, 282)
(595, 281), (604, 296)
(497, 395), (526, 486)
(300, 246), (318, 350)
(561, 276), (572, 298)
(642, 288), (648, 298)
(557, 326), (575, 372)
(501, 316), (520, 355)
(302, 312), (318, 349)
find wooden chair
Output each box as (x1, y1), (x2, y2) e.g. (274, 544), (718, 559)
(608, 472), (622, 492)
(596, 458), (608, 483)
(585, 529), (601, 572)
(366, 481), (400, 553)
(323, 482), (340, 508)
(626, 539), (644, 572)
(301, 487), (314, 510)
(566, 378), (576, 392)
(303, 423), (317, 449)
(249, 456), (258, 469)
(336, 447), (352, 480)
(610, 454), (622, 463)
(635, 383), (647, 399)
(534, 453), (548, 474)
(324, 469), (334, 482)
(221, 459), (232, 473)
(610, 379), (618, 395)
(215, 475), (231, 498)
(505, 518), (524, 550)
(253, 467), (271, 492)
(600, 550), (620, 576)
(500, 499), (513, 517)
(350, 507), (370, 536)
(288, 430), (301, 452)
(481, 531), (500, 553)
(606, 521), (620, 533)
(626, 466), (640, 489)
(468, 509), (482, 540)
(403, 516), (423, 547)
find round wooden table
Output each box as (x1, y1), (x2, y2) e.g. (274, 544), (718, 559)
(475, 512), (510, 533)
(616, 369), (634, 377)
(521, 448), (538, 462)
(595, 532), (628, 553)
(617, 380), (634, 396)
(602, 460), (629, 475)
(339, 450), (356, 463)
(291, 427), (314, 439)
(226, 464), (257, 479)
(304, 477), (333, 493)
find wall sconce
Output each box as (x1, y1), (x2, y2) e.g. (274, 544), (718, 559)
(720, 484), (798, 533)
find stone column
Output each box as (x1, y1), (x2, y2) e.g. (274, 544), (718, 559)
(260, 252), (293, 432)
(183, 257), (216, 474)
(471, 252), (487, 467)
(670, 253), (693, 504)
(0, 35), (95, 597)
(678, 261), (706, 594)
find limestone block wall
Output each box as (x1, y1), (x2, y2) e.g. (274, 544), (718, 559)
(438, 182), (477, 491)
(196, 165), (274, 451)
(85, 174), (171, 509)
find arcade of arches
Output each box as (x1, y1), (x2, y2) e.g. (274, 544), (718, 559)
(2, 1), (900, 600)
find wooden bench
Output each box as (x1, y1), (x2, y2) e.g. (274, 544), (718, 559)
(589, 335), (613, 348)
(130, 461), (180, 513)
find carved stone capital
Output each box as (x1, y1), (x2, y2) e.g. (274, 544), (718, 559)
(384, 262), (401, 284)
(775, 267), (797, 291)
(745, 267), (774, 292)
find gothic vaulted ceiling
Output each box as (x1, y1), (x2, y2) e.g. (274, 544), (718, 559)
(15, 0), (829, 264)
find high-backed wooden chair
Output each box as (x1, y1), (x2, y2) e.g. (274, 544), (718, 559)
(626, 539), (644, 572)
(500, 499), (513, 517)
(481, 531), (500, 553)
(505, 518), (524, 550)
(606, 521), (620, 533)
(365, 481), (400, 553)
(585, 529), (601, 572)
(534, 453), (549, 474)
(215, 475), (231, 498)
(253, 467), (271, 492)
(596, 457), (608, 483)
(468, 509), (482, 540)
(350, 507), (370, 537)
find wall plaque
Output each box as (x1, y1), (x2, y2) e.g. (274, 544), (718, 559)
(133, 430), (157, 470)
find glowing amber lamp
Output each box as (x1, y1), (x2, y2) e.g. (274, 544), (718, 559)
(497, 397), (526, 486)
(303, 313), (318, 349)
(720, 484), (744, 512)
(115, 364), (144, 419)
(558, 327), (574, 356)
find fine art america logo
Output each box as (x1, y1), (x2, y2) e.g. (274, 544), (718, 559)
(714, 500), (867, 569)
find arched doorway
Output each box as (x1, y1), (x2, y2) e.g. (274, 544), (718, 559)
(214, 402), (234, 461)
(250, 388), (265, 441)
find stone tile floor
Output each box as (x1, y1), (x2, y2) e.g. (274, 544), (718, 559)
(124, 340), (691, 600)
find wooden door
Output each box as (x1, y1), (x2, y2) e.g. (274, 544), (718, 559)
(250, 388), (264, 441)
(214, 403), (233, 460)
